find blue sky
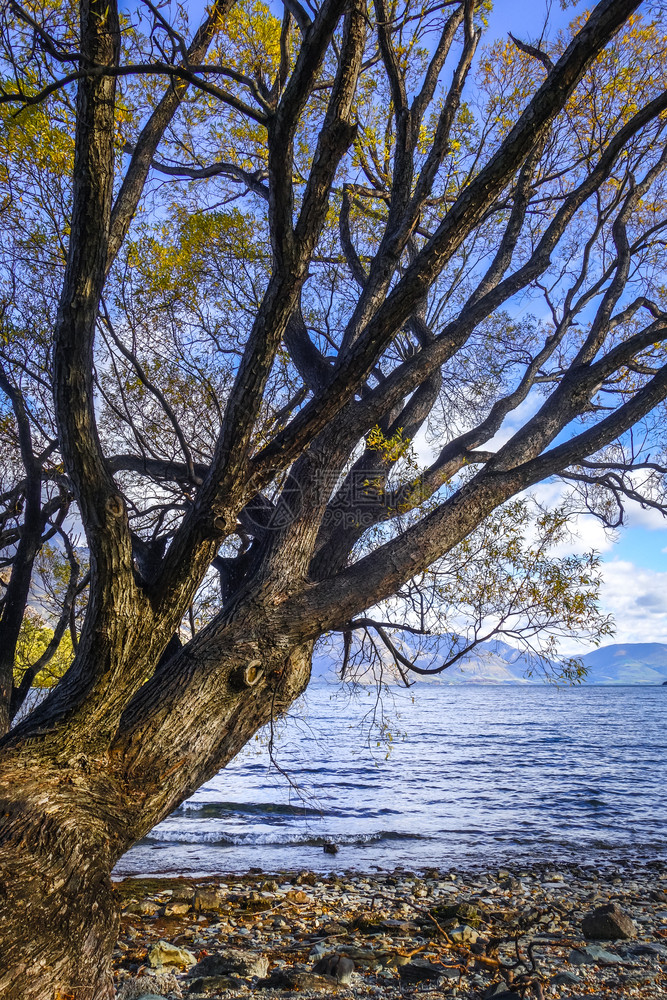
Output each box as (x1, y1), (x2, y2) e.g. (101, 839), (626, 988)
(487, 0), (587, 41)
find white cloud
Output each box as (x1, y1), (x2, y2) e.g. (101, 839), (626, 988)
(556, 559), (667, 655)
(597, 560), (667, 645)
(411, 424), (436, 466)
(624, 501), (667, 532)
(526, 480), (616, 557)
(483, 392), (543, 452)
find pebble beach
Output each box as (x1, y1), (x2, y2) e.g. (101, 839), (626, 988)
(113, 863), (667, 1000)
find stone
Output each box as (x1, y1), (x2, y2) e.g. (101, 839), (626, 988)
(378, 918), (421, 933)
(192, 888), (225, 912)
(161, 900), (191, 917)
(188, 975), (246, 993)
(311, 954), (355, 984)
(629, 941), (667, 957)
(431, 900), (482, 926)
(147, 940), (197, 970)
(381, 951), (411, 968)
(189, 948), (268, 979)
(260, 879), (279, 892)
(285, 889), (309, 903)
(117, 974), (183, 999)
(551, 971), (581, 985)
(309, 941), (331, 961)
(582, 902), (636, 940)
(257, 970), (340, 992)
(321, 922), (348, 935)
(398, 959), (446, 984)
(293, 871), (317, 886)
(124, 900), (160, 916)
(448, 923), (479, 944)
(435, 965), (460, 980)
(619, 971), (661, 985)
(483, 986), (518, 999)
(568, 945), (627, 965)
(351, 915), (385, 934)
(334, 946), (383, 969)
(323, 842), (339, 854)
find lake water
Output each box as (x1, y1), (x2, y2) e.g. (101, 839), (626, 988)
(115, 683), (667, 878)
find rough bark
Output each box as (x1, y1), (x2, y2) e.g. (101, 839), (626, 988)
(0, 635), (313, 1000)
(0, 763), (122, 1000)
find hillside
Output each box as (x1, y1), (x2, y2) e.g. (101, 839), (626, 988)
(311, 635), (667, 685)
(579, 643), (667, 684)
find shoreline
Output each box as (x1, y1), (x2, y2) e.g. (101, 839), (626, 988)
(113, 857), (667, 881)
(113, 862), (667, 999)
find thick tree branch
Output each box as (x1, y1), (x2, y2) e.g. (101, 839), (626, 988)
(254, 0), (647, 475)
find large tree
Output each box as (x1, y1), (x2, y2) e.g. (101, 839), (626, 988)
(1, 0), (667, 995)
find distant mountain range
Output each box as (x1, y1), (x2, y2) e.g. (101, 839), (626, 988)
(311, 636), (667, 686)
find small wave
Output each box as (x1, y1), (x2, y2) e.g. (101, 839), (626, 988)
(143, 829), (432, 848)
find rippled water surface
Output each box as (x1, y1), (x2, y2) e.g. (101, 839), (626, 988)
(116, 684), (667, 877)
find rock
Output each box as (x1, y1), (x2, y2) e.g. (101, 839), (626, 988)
(285, 889), (309, 903)
(333, 946), (383, 969)
(619, 970), (661, 985)
(321, 922), (348, 936)
(188, 975), (246, 993)
(309, 941), (331, 961)
(398, 959), (446, 984)
(124, 900), (160, 916)
(323, 842), (339, 854)
(568, 945), (627, 965)
(161, 900), (191, 917)
(582, 902), (636, 940)
(628, 941), (667, 957)
(431, 900), (482, 927)
(192, 888), (225, 912)
(311, 954), (355, 984)
(448, 923), (479, 944)
(482, 988), (519, 1000)
(117, 974), (183, 999)
(256, 971), (295, 990)
(378, 918), (421, 933)
(351, 915), (385, 934)
(257, 970), (341, 992)
(293, 871), (317, 886)
(381, 951), (412, 968)
(189, 948), (268, 979)
(147, 940), (197, 970)
(551, 971), (581, 985)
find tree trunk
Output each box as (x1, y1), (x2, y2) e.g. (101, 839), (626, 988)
(0, 637), (315, 999)
(0, 761), (122, 1000)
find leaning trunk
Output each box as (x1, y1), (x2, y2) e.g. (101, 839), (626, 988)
(0, 638), (314, 999)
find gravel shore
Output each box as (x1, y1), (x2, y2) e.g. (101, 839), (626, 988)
(113, 863), (667, 999)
